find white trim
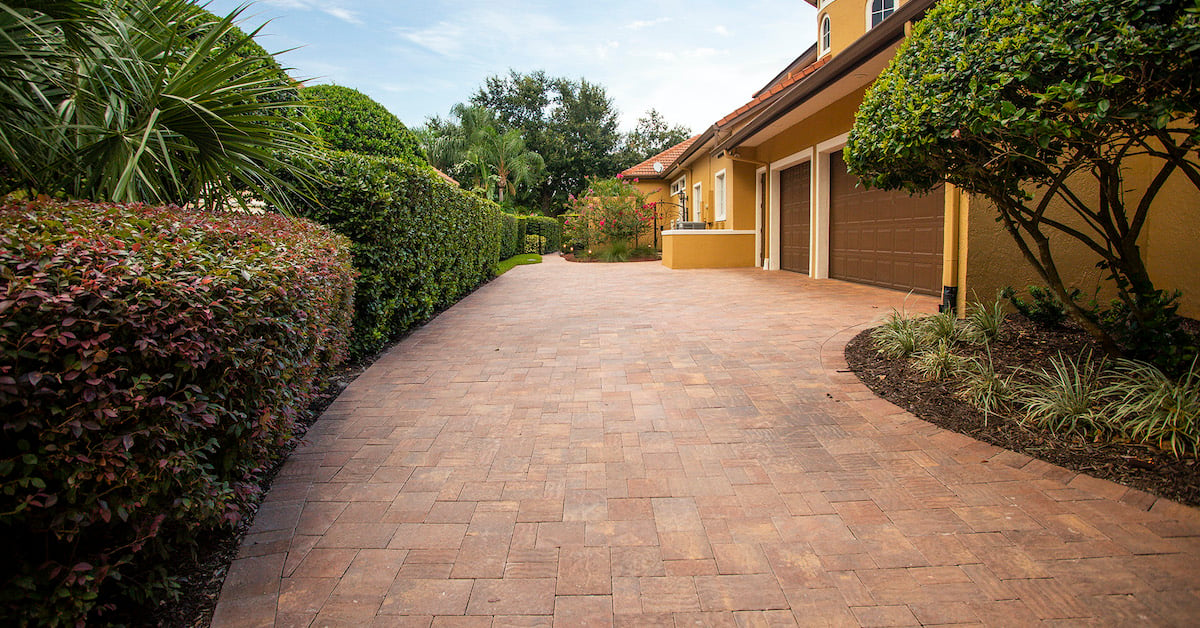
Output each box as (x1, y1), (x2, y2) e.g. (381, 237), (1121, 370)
(755, 166), (767, 270)
(767, 147), (814, 272)
(820, 14), (832, 55)
(670, 175), (687, 196)
(812, 132), (851, 279)
(662, 229), (756, 236)
(867, 0), (897, 30)
(713, 168), (727, 222)
(692, 181), (703, 222)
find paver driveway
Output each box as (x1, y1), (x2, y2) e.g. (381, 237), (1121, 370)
(214, 256), (1200, 627)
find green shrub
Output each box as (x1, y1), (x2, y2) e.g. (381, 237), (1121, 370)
(524, 234), (546, 254)
(1097, 289), (1198, 376)
(598, 240), (632, 263)
(919, 310), (963, 344)
(522, 215), (562, 253)
(1002, 285), (1072, 328)
(499, 213), (520, 260)
(871, 309), (926, 359)
(1103, 358), (1200, 457)
(963, 294), (1006, 344)
(1019, 350), (1109, 437)
(281, 151), (502, 357)
(301, 84), (426, 162)
(956, 350), (1014, 422)
(912, 340), (963, 381)
(0, 200), (354, 624)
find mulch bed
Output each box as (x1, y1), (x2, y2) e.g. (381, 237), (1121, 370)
(562, 252), (660, 263)
(844, 315), (1200, 507)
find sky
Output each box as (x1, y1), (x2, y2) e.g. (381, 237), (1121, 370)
(206, 0), (819, 134)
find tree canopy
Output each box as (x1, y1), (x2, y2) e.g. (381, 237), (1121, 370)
(846, 0), (1200, 364)
(301, 84), (425, 163)
(471, 70), (623, 214)
(616, 109), (692, 170)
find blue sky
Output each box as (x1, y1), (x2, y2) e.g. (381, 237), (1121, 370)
(207, 0), (819, 134)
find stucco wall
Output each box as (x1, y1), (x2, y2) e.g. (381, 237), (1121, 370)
(819, 0), (918, 59)
(964, 158), (1200, 319)
(662, 231), (757, 269)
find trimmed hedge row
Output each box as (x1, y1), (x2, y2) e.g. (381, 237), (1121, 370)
(499, 212), (521, 260)
(521, 215), (562, 254)
(285, 151), (503, 357)
(0, 201), (355, 625)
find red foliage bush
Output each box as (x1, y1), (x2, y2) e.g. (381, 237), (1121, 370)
(0, 200), (354, 624)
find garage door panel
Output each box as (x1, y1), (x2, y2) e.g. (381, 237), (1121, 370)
(828, 150), (943, 295)
(780, 162), (811, 274)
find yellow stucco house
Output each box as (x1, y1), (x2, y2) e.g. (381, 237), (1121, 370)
(624, 0), (1200, 317)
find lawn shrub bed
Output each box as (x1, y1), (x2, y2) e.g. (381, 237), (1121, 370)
(0, 200), (354, 624)
(288, 151), (503, 356)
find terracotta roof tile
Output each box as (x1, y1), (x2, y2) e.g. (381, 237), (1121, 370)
(619, 134), (702, 178)
(715, 56), (831, 128)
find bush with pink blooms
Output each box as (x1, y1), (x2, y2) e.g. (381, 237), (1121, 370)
(563, 176), (657, 254)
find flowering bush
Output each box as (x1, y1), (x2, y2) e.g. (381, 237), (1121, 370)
(564, 176), (656, 250)
(0, 200), (354, 624)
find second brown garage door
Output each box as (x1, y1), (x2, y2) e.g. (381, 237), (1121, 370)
(779, 161), (810, 273)
(829, 150), (943, 295)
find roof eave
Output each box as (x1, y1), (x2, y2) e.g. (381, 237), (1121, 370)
(720, 0), (936, 153)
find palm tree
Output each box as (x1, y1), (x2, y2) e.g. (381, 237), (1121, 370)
(470, 127), (545, 203)
(0, 0), (317, 209)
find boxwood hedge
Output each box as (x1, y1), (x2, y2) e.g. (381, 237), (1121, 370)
(0, 200), (355, 624)
(286, 151), (504, 357)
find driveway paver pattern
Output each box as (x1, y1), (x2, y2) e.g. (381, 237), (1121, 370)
(214, 256), (1200, 627)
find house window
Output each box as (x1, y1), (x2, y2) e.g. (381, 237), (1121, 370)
(692, 182), (702, 222)
(714, 170), (727, 222)
(670, 175), (687, 196)
(869, 0), (896, 29)
(820, 14), (831, 54)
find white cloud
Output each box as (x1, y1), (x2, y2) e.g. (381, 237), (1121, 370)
(259, 0), (361, 25)
(626, 17), (671, 30)
(712, 25), (729, 37)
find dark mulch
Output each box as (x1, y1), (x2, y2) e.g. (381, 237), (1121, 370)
(844, 314), (1200, 507)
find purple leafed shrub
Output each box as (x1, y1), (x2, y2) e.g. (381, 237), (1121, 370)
(0, 200), (355, 624)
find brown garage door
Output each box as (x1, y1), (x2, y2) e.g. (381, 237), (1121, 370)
(779, 161), (810, 273)
(829, 150), (943, 295)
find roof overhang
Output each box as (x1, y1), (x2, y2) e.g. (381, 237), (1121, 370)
(720, 0), (936, 153)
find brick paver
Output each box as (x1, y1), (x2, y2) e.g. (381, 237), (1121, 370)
(214, 256), (1200, 626)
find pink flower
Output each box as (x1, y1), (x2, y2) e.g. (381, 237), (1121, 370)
(616, 173), (624, 179)
(633, 178), (639, 183)
(599, 220), (606, 227)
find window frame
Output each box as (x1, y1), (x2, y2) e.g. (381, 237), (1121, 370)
(868, 0), (897, 29)
(820, 14), (832, 54)
(714, 169), (727, 222)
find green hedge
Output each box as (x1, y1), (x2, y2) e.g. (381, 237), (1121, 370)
(499, 212), (520, 260)
(287, 151), (503, 357)
(517, 215), (562, 254)
(0, 200), (354, 625)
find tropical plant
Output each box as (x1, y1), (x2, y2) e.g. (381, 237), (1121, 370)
(1019, 350), (1110, 437)
(912, 339), (964, 381)
(846, 0), (1200, 355)
(470, 126), (546, 203)
(956, 349), (1014, 423)
(0, 0), (317, 209)
(871, 309), (926, 359)
(963, 294), (1007, 344)
(301, 84), (425, 162)
(1103, 358), (1200, 457)
(919, 309), (963, 344)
